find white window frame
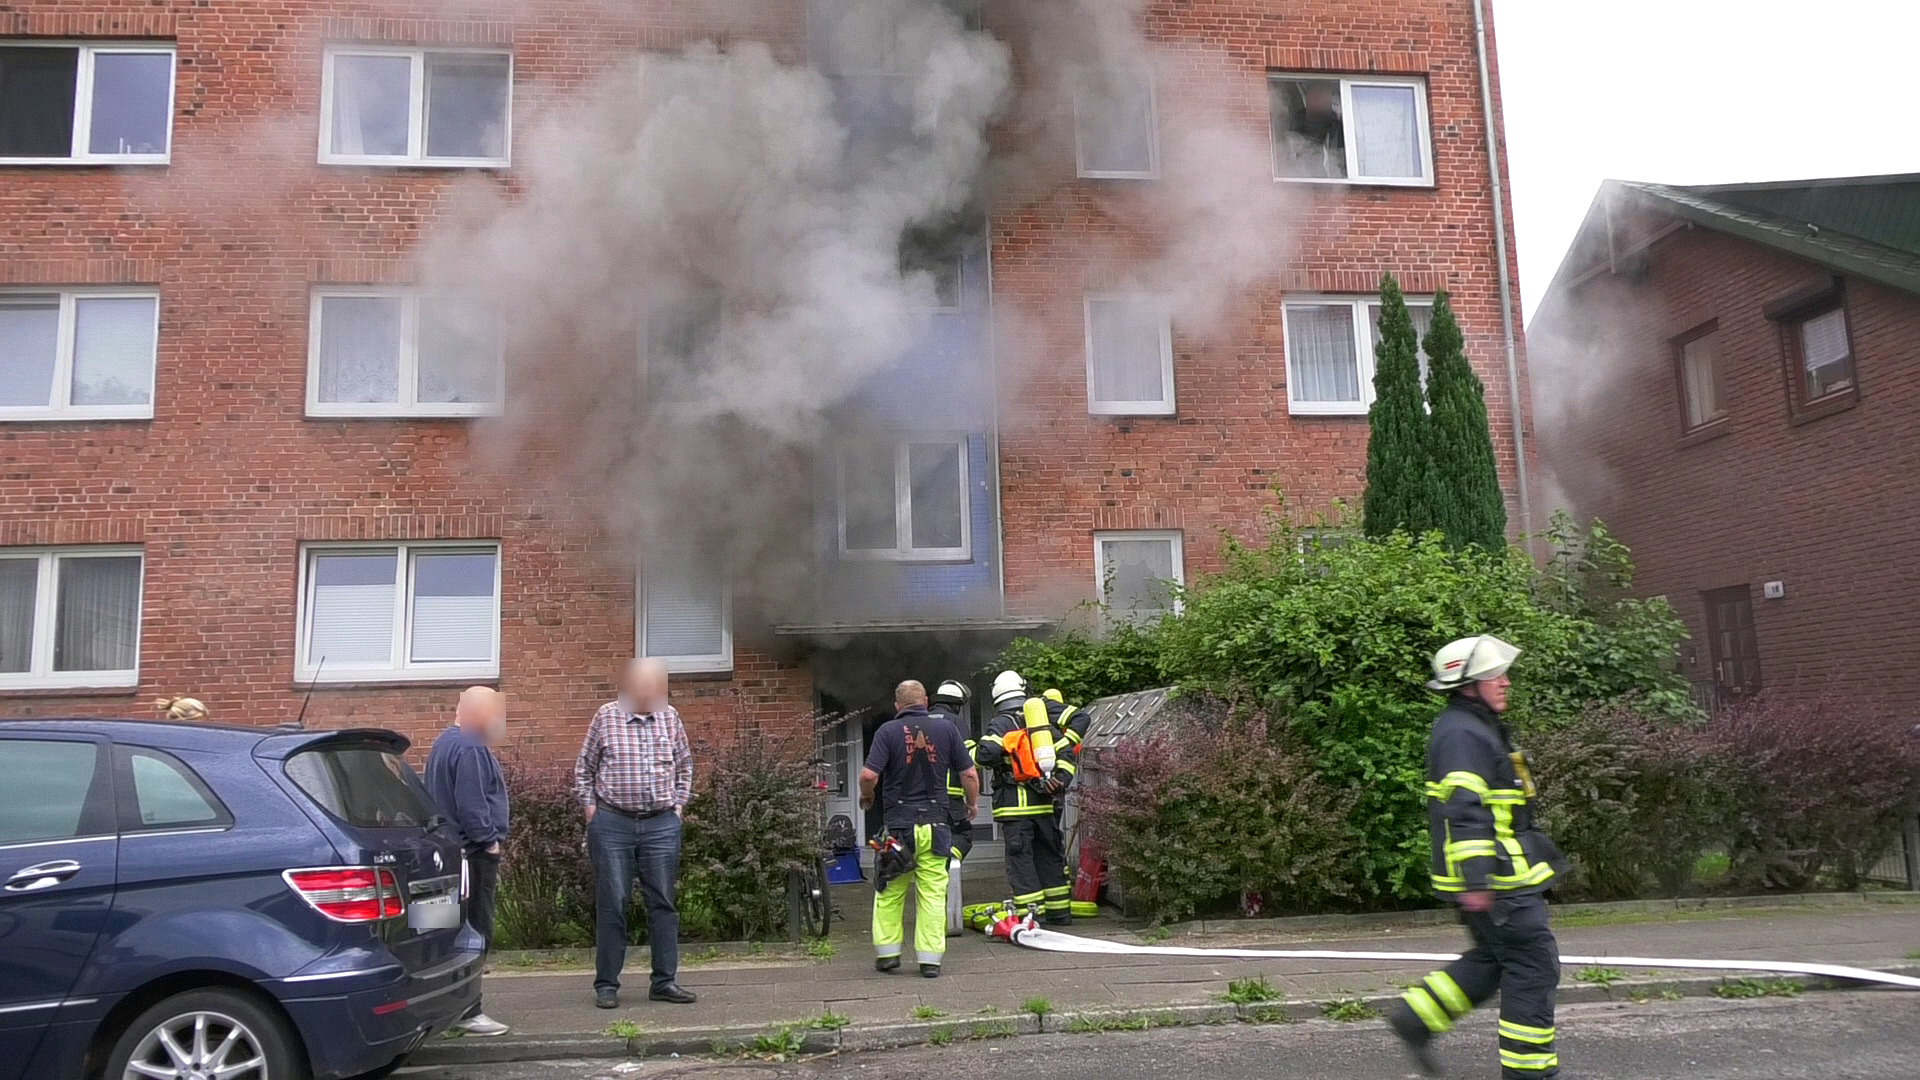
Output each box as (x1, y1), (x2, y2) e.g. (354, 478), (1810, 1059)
(1280, 294), (1433, 416)
(636, 556), (733, 675)
(1084, 293), (1176, 416)
(306, 287), (504, 418)
(837, 437), (973, 562)
(1073, 71), (1159, 180)
(1093, 530), (1184, 619)
(0, 546), (144, 690)
(0, 42), (176, 165)
(294, 541), (501, 684)
(0, 287), (160, 421)
(1269, 72), (1434, 188)
(317, 45), (513, 167)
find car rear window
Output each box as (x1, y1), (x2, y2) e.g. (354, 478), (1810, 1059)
(285, 744), (437, 828)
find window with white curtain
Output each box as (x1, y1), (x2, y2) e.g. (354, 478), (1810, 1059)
(839, 438), (971, 560)
(320, 47), (511, 166)
(0, 43), (176, 163)
(308, 288), (502, 416)
(1677, 327), (1726, 431)
(0, 289), (159, 420)
(1269, 73), (1432, 186)
(1085, 294), (1175, 415)
(0, 547), (143, 689)
(1074, 69), (1158, 179)
(639, 543), (732, 673)
(1284, 294), (1433, 415)
(298, 542), (499, 682)
(1095, 531), (1183, 621)
(1794, 305), (1855, 402)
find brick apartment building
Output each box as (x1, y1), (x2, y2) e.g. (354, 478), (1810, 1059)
(1533, 174), (1920, 708)
(0, 0), (1530, 834)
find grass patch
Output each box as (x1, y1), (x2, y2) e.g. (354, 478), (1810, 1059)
(1138, 925), (1173, 943)
(1575, 966), (1627, 990)
(1322, 999), (1378, 1022)
(808, 1010), (851, 1031)
(1023, 996), (1054, 1018)
(805, 938), (836, 961)
(1714, 977), (1802, 1000)
(971, 1020), (1020, 1040)
(602, 1020), (643, 1041)
(1067, 1014), (1153, 1034)
(1242, 1005), (1294, 1025)
(912, 1005), (948, 1021)
(1627, 986), (1683, 1004)
(1906, 949), (1920, 961)
(928, 1026), (955, 1046)
(1221, 976), (1282, 1005)
(977, 1005), (1002, 1016)
(747, 1026), (807, 1061)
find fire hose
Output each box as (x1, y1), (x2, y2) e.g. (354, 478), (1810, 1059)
(990, 924), (1920, 992)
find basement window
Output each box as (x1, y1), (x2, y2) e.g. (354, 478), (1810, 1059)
(1095, 531), (1183, 622)
(298, 542), (500, 683)
(0, 289), (159, 420)
(0, 43), (175, 163)
(0, 547), (143, 690)
(308, 288), (503, 417)
(1283, 295), (1433, 415)
(640, 543), (732, 674)
(1269, 73), (1432, 186)
(1085, 294), (1175, 416)
(839, 438), (972, 561)
(1074, 69), (1158, 179)
(320, 47), (511, 166)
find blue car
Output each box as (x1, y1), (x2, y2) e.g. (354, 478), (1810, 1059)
(0, 719), (484, 1080)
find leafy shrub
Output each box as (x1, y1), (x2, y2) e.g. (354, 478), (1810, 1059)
(1705, 695), (1920, 891)
(1077, 696), (1361, 923)
(494, 762), (597, 950)
(994, 619), (1168, 705)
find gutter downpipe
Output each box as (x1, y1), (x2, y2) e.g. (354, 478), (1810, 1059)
(1470, 0), (1533, 541)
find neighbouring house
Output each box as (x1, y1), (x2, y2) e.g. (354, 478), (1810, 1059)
(1532, 173), (1920, 708)
(0, 1), (1532, 850)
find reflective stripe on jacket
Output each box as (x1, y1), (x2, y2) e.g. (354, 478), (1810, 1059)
(1425, 694), (1564, 896)
(974, 702), (1058, 819)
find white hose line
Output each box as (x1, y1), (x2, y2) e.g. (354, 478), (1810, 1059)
(1008, 927), (1920, 991)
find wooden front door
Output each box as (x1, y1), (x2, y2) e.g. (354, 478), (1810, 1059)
(1703, 585), (1762, 703)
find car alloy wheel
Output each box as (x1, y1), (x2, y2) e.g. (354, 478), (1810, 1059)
(122, 1009), (269, 1080)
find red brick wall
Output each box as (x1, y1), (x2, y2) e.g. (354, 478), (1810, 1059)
(0, 0), (1528, 763)
(1534, 224), (1920, 705)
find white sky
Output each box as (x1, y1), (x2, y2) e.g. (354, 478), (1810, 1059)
(1491, 0), (1920, 320)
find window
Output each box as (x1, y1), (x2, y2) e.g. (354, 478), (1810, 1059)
(320, 47), (511, 166)
(839, 438), (971, 560)
(307, 288), (502, 417)
(1283, 295), (1433, 415)
(297, 542), (500, 683)
(644, 291), (725, 403)
(0, 43), (175, 163)
(1095, 531), (1184, 620)
(1074, 70), (1158, 179)
(0, 739), (108, 844)
(1792, 305), (1855, 404)
(639, 542), (732, 673)
(810, 0), (981, 76)
(1675, 325), (1726, 432)
(1085, 294), (1175, 415)
(899, 226), (964, 311)
(116, 746), (231, 832)
(0, 289), (159, 420)
(0, 548), (142, 689)
(1269, 74), (1432, 186)
(285, 742), (438, 828)
(1702, 585), (1760, 705)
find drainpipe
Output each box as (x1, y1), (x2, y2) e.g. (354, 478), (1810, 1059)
(1469, 0), (1533, 540)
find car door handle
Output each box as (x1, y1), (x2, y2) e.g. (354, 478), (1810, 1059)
(5, 860), (82, 892)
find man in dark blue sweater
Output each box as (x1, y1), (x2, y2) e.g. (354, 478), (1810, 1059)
(425, 686), (512, 1037)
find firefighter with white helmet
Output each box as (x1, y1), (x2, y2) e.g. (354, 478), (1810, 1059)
(971, 671), (1073, 925)
(929, 679), (979, 936)
(1388, 634), (1568, 1078)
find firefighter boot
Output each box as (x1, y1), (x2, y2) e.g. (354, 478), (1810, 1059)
(1386, 1006), (1444, 1077)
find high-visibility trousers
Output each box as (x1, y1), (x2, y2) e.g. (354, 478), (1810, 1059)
(1391, 893), (1561, 1078)
(1000, 815), (1070, 917)
(873, 823), (952, 966)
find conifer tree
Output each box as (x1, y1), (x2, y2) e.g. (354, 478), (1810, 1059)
(1361, 274), (1437, 538)
(1422, 290), (1507, 548)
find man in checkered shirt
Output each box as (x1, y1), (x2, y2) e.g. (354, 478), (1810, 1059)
(575, 658), (697, 1009)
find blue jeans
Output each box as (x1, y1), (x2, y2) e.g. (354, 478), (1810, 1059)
(588, 805), (682, 992)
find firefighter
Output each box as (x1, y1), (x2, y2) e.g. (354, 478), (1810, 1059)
(1041, 688), (1090, 903)
(973, 671), (1072, 926)
(1387, 635), (1568, 1079)
(929, 679), (977, 936)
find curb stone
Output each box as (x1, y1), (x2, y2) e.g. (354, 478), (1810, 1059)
(409, 961), (1920, 1068)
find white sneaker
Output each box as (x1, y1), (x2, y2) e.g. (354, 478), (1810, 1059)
(456, 1013), (510, 1037)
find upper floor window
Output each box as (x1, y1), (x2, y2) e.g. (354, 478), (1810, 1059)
(1283, 294), (1433, 415)
(0, 289), (159, 420)
(308, 287), (502, 417)
(1095, 530), (1183, 622)
(0, 43), (174, 164)
(839, 438), (971, 561)
(1085, 294), (1175, 416)
(1674, 324), (1726, 432)
(320, 47), (511, 166)
(1269, 73), (1432, 186)
(1074, 70), (1158, 180)
(1791, 304), (1855, 405)
(0, 547), (143, 690)
(809, 0), (980, 77)
(639, 542), (732, 674)
(644, 291), (725, 403)
(297, 542), (500, 683)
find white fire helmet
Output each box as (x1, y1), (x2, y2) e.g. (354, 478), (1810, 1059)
(990, 670), (1029, 707)
(1426, 635), (1520, 691)
(933, 680), (972, 706)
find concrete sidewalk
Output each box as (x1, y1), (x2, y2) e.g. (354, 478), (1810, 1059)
(416, 900), (1920, 1065)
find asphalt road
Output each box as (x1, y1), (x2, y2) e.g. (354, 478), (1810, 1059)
(393, 992), (1920, 1080)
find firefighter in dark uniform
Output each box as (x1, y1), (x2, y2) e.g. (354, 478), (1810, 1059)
(1387, 635), (1567, 1079)
(973, 671), (1072, 926)
(1041, 688), (1089, 905)
(929, 679), (977, 937)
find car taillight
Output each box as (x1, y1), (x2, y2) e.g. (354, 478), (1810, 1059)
(284, 867), (404, 922)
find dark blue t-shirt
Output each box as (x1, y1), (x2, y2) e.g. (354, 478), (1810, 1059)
(866, 706), (972, 828)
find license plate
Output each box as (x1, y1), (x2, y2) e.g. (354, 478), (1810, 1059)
(407, 893), (461, 931)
